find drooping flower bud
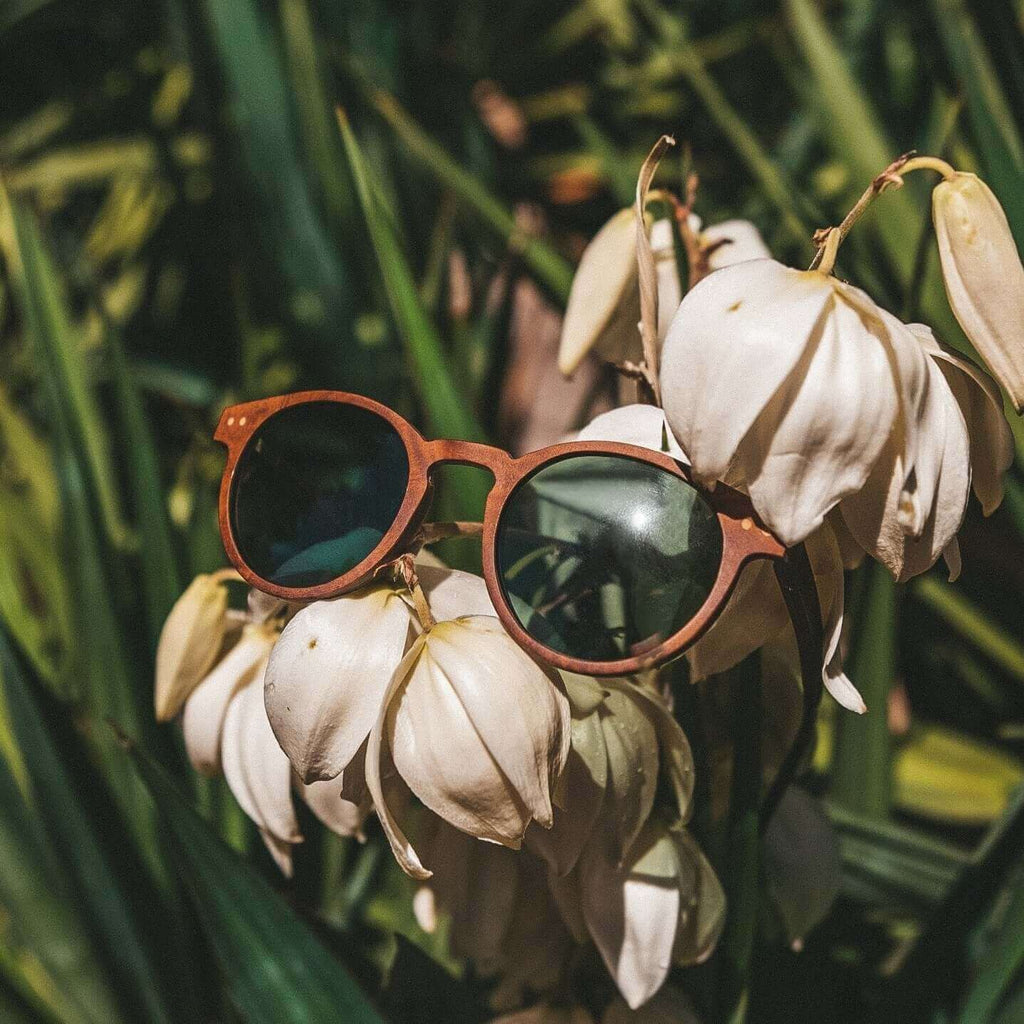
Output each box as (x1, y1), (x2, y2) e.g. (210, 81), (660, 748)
(368, 616), (571, 878)
(933, 172), (1024, 411)
(155, 572), (231, 721)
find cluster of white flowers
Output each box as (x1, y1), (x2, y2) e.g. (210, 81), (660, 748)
(155, 556), (717, 1012)
(156, 155), (1021, 1022)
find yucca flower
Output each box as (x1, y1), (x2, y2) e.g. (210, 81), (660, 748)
(263, 565), (494, 783)
(932, 171), (1024, 410)
(154, 570), (235, 721)
(527, 672), (693, 875)
(576, 404), (862, 712)
(550, 818), (724, 1010)
(416, 822), (574, 1010)
(177, 618), (365, 876)
(368, 614), (571, 878)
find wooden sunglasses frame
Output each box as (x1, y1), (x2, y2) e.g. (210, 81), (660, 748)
(215, 390), (816, 681)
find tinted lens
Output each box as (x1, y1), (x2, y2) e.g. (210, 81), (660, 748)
(230, 402), (409, 588)
(496, 454), (722, 663)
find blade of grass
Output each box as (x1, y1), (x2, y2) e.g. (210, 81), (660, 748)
(337, 110), (485, 444)
(831, 563), (896, 819)
(0, 189), (129, 550)
(103, 315), (182, 651)
(716, 653), (762, 1024)
(0, 704), (124, 1024)
(0, 627), (184, 1024)
(341, 59), (574, 303)
(125, 735), (386, 1024)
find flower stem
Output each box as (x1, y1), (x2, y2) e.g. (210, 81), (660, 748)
(899, 155), (958, 180)
(390, 554), (436, 631)
(810, 152), (956, 275)
(716, 652), (762, 1024)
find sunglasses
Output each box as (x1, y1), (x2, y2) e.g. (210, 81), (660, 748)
(215, 390), (823, 688)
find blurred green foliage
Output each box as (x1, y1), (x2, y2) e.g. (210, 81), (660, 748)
(1, 1), (1024, 1021)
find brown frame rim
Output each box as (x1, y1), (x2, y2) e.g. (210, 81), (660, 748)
(215, 390), (785, 677)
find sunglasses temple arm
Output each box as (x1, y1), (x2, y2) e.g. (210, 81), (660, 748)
(759, 543), (824, 832)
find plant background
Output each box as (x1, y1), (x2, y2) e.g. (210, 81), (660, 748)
(1, 0), (1024, 1022)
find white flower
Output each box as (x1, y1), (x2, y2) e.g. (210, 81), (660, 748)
(417, 823), (574, 1009)
(180, 621), (365, 876)
(933, 171), (1024, 411)
(155, 572), (232, 721)
(263, 565), (495, 783)
(661, 259), (934, 549)
(558, 213), (678, 376)
(575, 405), (862, 713)
(550, 819), (724, 1010)
(528, 674), (693, 875)
(367, 615), (571, 879)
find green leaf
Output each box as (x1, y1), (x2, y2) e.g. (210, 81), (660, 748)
(126, 737), (386, 1024)
(831, 563), (896, 819)
(189, 0), (370, 390)
(0, 683), (124, 1024)
(104, 319), (182, 651)
(0, 626), (181, 1024)
(338, 111), (486, 445)
(0, 186), (128, 550)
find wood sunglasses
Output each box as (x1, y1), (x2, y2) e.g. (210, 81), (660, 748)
(214, 390), (823, 697)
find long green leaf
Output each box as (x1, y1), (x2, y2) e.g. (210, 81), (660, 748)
(831, 563), (896, 819)
(338, 110), (485, 444)
(0, 627), (180, 1024)
(104, 319), (182, 651)
(0, 687), (124, 1024)
(126, 737), (386, 1024)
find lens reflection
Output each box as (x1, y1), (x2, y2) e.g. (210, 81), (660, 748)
(230, 402), (409, 588)
(495, 454), (722, 662)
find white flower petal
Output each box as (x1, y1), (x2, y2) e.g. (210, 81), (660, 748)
(182, 626), (275, 775)
(660, 260), (833, 489)
(259, 829), (294, 879)
(933, 172), (1024, 411)
(580, 824), (681, 1010)
(736, 287), (901, 544)
(577, 404), (687, 462)
(559, 208), (641, 376)
(686, 559), (788, 681)
(671, 829), (726, 966)
(841, 356), (970, 581)
(155, 573), (229, 721)
(366, 640), (431, 879)
(299, 779), (367, 840)
(264, 585), (414, 783)
(416, 564), (498, 620)
(702, 219), (772, 270)
(908, 323), (1014, 515)
(606, 680), (693, 824)
(599, 688), (659, 865)
(943, 538), (962, 583)
(222, 676), (300, 845)
(388, 617), (570, 847)
(527, 706), (608, 875)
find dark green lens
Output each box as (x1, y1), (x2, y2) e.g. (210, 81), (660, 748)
(230, 402), (409, 588)
(496, 454), (722, 662)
